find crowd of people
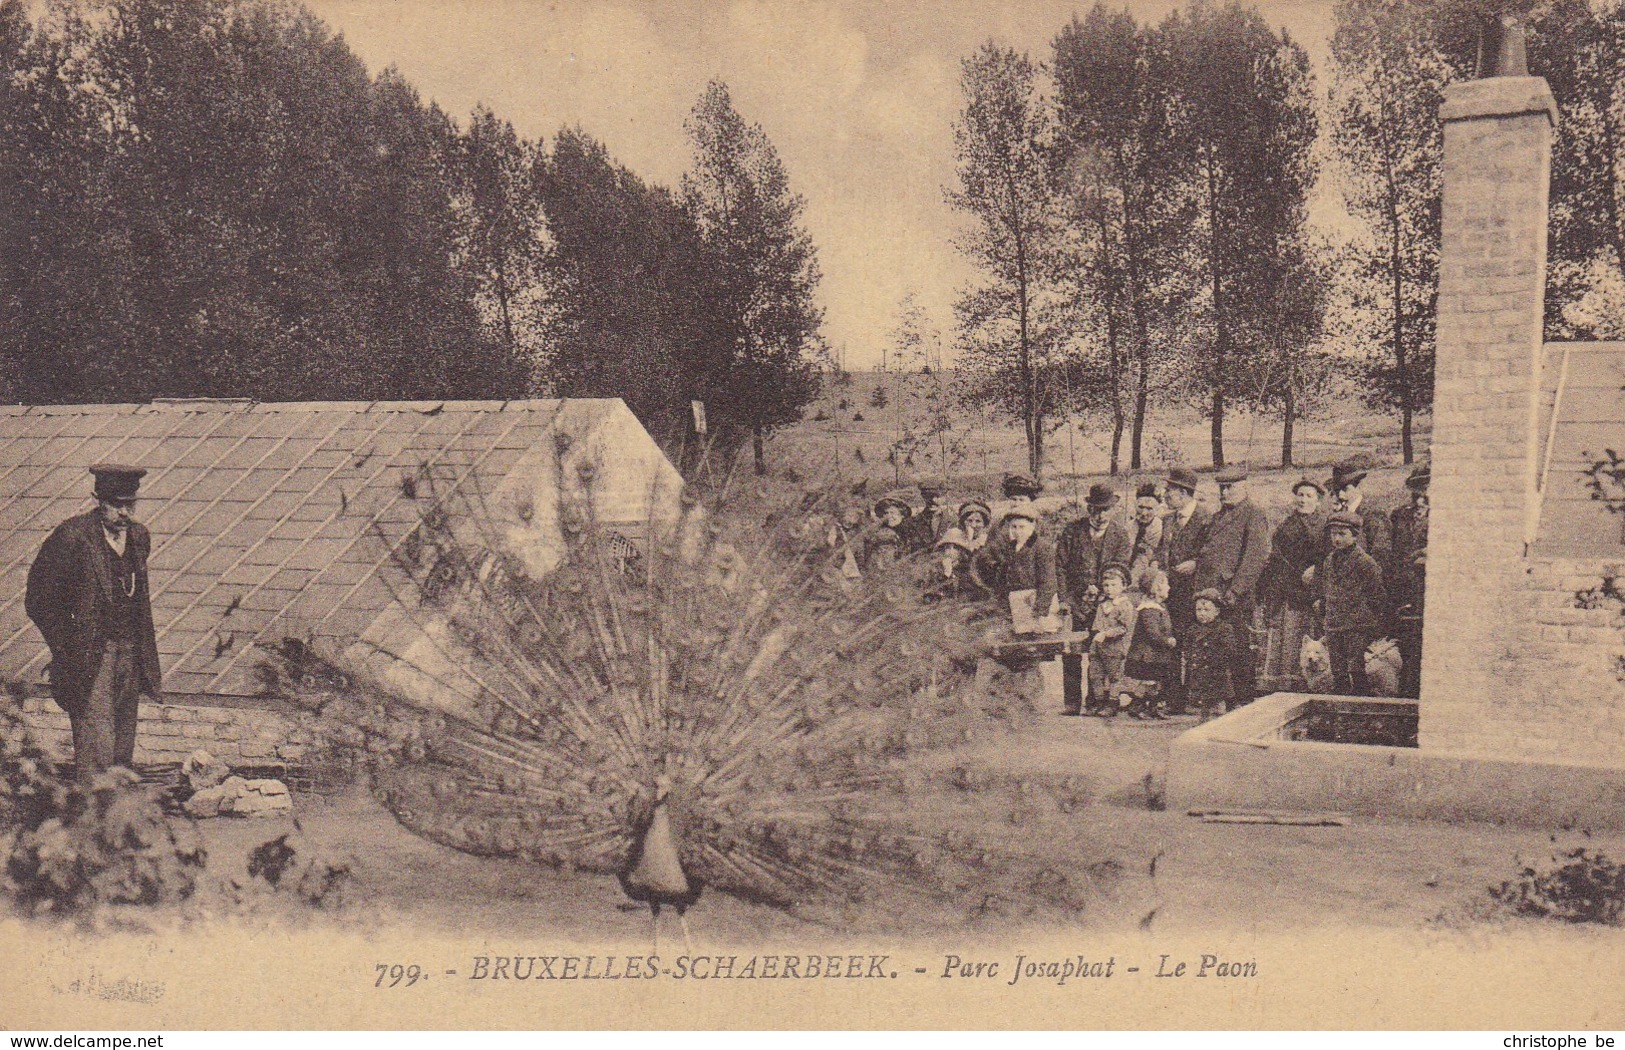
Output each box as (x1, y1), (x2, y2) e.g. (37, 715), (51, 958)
(819, 459), (1431, 721)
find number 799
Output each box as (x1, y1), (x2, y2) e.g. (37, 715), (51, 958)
(375, 963), (423, 988)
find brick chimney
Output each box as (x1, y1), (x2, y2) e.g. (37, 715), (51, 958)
(1419, 74), (1559, 752)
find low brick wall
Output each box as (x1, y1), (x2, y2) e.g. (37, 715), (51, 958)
(19, 694), (322, 769)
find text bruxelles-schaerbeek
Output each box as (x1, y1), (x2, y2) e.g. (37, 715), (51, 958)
(467, 954), (894, 980)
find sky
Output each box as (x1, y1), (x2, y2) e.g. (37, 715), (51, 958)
(304, 0), (1341, 369)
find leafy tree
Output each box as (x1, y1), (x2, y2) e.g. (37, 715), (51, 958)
(1428, 0), (1625, 340)
(885, 292), (971, 483)
(1162, 1), (1320, 468)
(1329, 0), (1453, 464)
(452, 105), (547, 365)
(0, 0), (525, 405)
(535, 127), (721, 452)
(1053, 6), (1193, 471)
(1052, 147), (1133, 475)
(947, 43), (1067, 479)
(1252, 241), (1338, 467)
(681, 80), (824, 476)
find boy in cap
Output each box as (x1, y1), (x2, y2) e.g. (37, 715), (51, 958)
(973, 504), (1058, 624)
(1315, 510), (1388, 696)
(1056, 483), (1132, 715)
(26, 464), (162, 777)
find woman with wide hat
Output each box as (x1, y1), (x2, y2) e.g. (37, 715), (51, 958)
(865, 494), (913, 570)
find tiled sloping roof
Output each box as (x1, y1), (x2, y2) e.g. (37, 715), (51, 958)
(0, 399), (624, 696)
(1536, 342), (1625, 556)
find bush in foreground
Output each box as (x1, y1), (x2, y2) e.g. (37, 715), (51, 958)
(1491, 845), (1625, 926)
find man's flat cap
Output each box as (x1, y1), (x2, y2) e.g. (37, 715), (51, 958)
(90, 463), (146, 501)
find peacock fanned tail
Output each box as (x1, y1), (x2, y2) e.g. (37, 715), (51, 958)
(272, 476), (1033, 913)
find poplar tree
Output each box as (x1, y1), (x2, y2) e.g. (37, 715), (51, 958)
(947, 43), (1066, 479)
(681, 80), (824, 476)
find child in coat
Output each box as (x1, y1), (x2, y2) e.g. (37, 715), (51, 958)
(1087, 564), (1135, 715)
(1121, 568), (1179, 719)
(1315, 510), (1388, 696)
(1185, 588), (1234, 721)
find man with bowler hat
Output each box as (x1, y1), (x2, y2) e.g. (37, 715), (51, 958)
(26, 465), (162, 777)
(1327, 458), (1390, 568)
(1056, 483), (1132, 715)
(1193, 466), (1271, 708)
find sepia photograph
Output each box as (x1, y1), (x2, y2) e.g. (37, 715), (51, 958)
(0, 0), (1622, 1033)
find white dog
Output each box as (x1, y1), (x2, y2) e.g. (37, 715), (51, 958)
(1364, 637), (1403, 697)
(1299, 636), (1334, 694)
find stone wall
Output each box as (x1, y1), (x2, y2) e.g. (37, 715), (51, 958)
(19, 695), (321, 770)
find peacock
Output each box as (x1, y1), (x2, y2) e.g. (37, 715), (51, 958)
(268, 471), (1090, 939)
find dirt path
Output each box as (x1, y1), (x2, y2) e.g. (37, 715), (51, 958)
(193, 715), (1625, 946)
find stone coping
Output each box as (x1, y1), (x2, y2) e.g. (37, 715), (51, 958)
(1168, 692), (1625, 829)
(1442, 76), (1560, 127)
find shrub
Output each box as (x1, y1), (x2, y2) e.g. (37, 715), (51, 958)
(247, 832), (354, 909)
(4, 768), (206, 917)
(0, 689), (55, 832)
(1490, 846), (1625, 925)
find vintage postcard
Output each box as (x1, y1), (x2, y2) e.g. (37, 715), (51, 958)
(1, 0), (1622, 1032)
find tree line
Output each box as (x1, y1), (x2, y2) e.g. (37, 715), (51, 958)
(0, 0), (822, 475)
(948, 0), (1625, 476)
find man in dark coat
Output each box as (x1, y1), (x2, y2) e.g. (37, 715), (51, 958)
(1194, 466), (1272, 708)
(1388, 464), (1430, 698)
(1159, 468), (1210, 623)
(1056, 483), (1132, 715)
(25, 464), (162, 778)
